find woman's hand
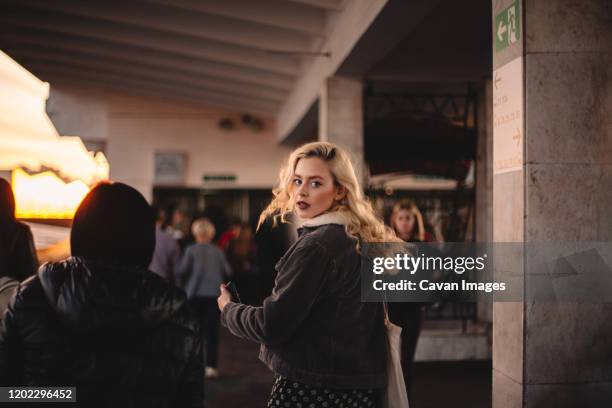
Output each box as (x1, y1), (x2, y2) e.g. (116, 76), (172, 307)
(218, 284), (232, 312)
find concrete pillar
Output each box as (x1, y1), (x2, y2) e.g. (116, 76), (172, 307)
(319, 76), (365, 184)
(492, 0), (612, 407)
(476, 80), (494, 245)
(476, 80), (494, 324)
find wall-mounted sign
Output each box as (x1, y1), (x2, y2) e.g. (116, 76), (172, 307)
(495, 0), (521, 53)
(154, 152), (186, 185)
(493, 57), (523, 174)
(203, 174), (237, 183)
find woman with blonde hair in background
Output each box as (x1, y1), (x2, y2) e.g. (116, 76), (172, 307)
(390, 200), (425, 243)
(388, 199), (428, 402)
(218, 142), (401, 407)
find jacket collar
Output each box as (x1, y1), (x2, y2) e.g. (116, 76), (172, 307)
(298, 211), (350, 230)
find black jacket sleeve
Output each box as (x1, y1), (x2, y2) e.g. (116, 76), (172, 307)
(221, 237), (331, 346)
(0, 290), (24, 385)
(175, 331), (204, 408)
(13, 224), (38, 282)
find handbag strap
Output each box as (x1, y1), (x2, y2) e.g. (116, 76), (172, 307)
(383, 299), (390, 326)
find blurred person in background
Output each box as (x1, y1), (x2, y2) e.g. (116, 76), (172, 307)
(391, 199), (425, 243)
(0, 276), (18, 324)
(388, 199), (427, 400)
(178, 217), (232, 379)
(254, 215), (296, 302)
(170, 208), (193, 253)
(0, 178), (38, 320)
(217, 217), (242, 252)
(149, 206), (180, 285)
(0, 178), (38, 282)
(226, 222), (258, 305)
(0, 182), (203, 407)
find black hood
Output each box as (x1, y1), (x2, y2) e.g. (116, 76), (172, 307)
(38, 257), (187, 333)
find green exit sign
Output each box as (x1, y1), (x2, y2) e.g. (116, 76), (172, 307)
(203, 174), (237, 182)
(495, 0), (521, 53)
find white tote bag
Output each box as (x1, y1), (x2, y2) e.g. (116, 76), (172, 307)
(383, 311), (410, 408)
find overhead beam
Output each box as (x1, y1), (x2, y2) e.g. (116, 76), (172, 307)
(278, 0), (443, 142)
(365, 72), (489, 82)
(362, 0), (491, 82)
(287, 0), (344, 11)
(276, 0), (388, 141)
(18, 59), (279, 111)
(147, 0), (326, 36)
(0, 7), (300, 76)
(7, 48), (287, 103)
(5, 0), (314, 53)
(48, 76), (277, 117)
(22, 62), (281, 115)
(0, 29), (295, 91)
(336, 0), (443, 76)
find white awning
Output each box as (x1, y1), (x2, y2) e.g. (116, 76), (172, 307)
(0, 50), (109, 185)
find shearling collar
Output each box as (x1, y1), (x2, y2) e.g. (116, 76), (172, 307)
(299, 211), (350, 228)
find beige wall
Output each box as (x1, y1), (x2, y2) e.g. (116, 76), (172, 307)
(47, 84), (290, 201)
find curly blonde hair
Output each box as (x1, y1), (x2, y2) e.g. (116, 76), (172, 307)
(258, 141), (400, 243)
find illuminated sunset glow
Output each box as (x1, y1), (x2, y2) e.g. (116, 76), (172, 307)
(12, 168), (90, 219)
(1, 51), (110, 220)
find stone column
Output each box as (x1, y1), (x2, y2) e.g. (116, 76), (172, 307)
(476, 80), (494, 245)
(492, 0), (612, 407)
(319, 76), (365, 184)
(476, 80), (494, 324)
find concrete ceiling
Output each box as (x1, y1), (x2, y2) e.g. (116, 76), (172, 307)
(367, 0), (492, 82)
(0, 0), (493, 142)
(282, 0), (493, 144)
(0, 0), (348, 116)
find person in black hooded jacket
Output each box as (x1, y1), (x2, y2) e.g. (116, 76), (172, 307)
(0, 178), (37, 326)
(0, 178), (38, 282)
(0, 182), (204, 407)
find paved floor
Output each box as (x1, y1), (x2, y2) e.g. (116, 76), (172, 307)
(205, 327), (273, 407)
(411, 360), (491, 408)
(205, 328), (491, 408)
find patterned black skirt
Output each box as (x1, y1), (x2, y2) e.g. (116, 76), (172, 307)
(267, 375), (382, 408)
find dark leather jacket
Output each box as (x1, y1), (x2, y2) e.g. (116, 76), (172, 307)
(221, 218), (387, 389)
(0, 258), (203, 407)
(0, 276), (18, 322)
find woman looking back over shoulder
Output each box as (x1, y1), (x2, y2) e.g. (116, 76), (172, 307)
(218, 142), (399, 408)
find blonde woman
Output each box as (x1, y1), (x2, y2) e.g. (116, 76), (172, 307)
(388, 200), (427, 401)
(390, 200), (425, 243)
(218, 142), (398, 407)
